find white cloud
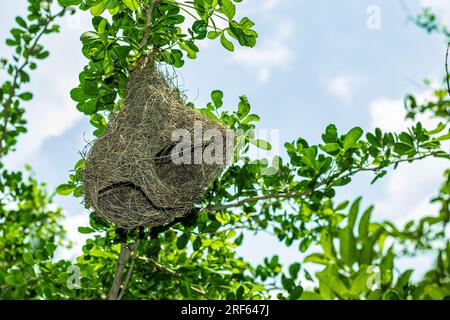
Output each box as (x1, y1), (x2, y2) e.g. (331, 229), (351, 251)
(262, 0), (283, 10)
(326, 73), (364, 103)
(368, 85), (448, 225)
(369, 87), (440, 132)
(231, 20), (295, 83)
(5, 81), (83, 169)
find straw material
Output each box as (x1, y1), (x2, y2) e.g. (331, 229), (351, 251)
(82, 56), (232, 228)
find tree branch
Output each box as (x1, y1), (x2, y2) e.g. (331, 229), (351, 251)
(0, 8), (66, 157)
(206, 152), (442, 212)
(117, 239), (141, 300)
(107, 242), (131, 300)
(140, 0), (161, 49)
(138, 256), (210, 299)
(446, 41), (450, 95)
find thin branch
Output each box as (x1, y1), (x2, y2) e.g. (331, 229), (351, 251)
(138, 256), (210, 299)
(446, 42), (450, 95)
(140, 0), (161, 49)
(117, 239), (141, 300)
(0, 8), (66, 157)
(107, 242), (131, 300)
(206, 152), (441, 212)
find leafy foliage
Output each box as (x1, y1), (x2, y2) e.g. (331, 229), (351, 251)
(0, 1), (449, 300)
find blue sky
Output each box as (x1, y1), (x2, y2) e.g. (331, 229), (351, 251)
(1, 0), (449, 278)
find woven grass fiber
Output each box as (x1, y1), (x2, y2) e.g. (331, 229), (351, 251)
(82, 55), (232, 228)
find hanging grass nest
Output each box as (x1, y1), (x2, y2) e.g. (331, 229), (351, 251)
(82, 55), (233, 229)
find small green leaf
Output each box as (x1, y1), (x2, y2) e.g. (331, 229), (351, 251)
(15, 17), (27, 28)
(289, 286), (304, 300)
(339, 226), (357, 267)
(220, 33), (234, 51)
(23, 253), (33, 264)
(18, 92), (33, 101)
(58, 0), (82, 6)
(90, 0), (107, 16)
(56, 184), (75, 196)
(207, 31), (222, 40)
(237, 95), (250, 119)
(242, 114), (260, 124)
(320, 143), (340, 155)
(394, 142), (415, 155)
(78, 227), (96, 234)
(343, 127), (363, 151)
(220, 0), (236, 20)
(211, 90), (224, 108)
(176, 233), (189, 250)
(320, 229), (335, 260)
(80, 31), (100, 45)
(123, 0), (139, 11)
(358, 206), (373, 241)
(250, 139), (272, 151)
(70, 87), (87, 102)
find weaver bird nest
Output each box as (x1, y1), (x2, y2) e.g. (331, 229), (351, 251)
(82, 55), (233, 229)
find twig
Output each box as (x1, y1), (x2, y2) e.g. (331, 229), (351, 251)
(205, 153), (441, 212)
(138, 256), (210, 299)
(0, 8), (66, 157)
(446, 42), (450, 95)
(117, 239), (141, 300)
(140, 0), (161, 49)
(107, 242), (131, 300)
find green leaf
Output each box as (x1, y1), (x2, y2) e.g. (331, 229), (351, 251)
(350, 267), (371, 296)
(384, 290), (400, 300)
(343, 127), (363, 151)
(289, 286), (304, 300)
(348, 197), (361, 230)
(394, 142), (415, 155)
(320, 229), (335, 260)
(58, 0), (82, 6)
(358, 206), (373, 241)
(90, 249), (116, 259)
(304, 253), (329, 265)
(317, 269), (349, 298)
(81, 99), (98, 115)
(242, 114), (260, 124)
(176, 233), (189, 250)
(426, 122), (446, 135)
(220, 33), (234, 51)
(90, 0), (107, 16)
(18, 92), (33, 101)
(80, 31), (100, 45)
(288, 263), (301, 278)
(103, 51), (114, 77)
(320, 143), (340, 155)
(339, 226), (357, 267)
(302, 147), (317, 169)
(56, 184), (75, 196)
(207, 31), (222, 40)
(23, 253), (33, 264)
(15, 17), (27, 28)
(237, 95), (250, 119)
(122, 0), (139, 11)
(211, 90), (224, 108)
(380, 248), (395, 286)
(70, 88), (87, 102)
(220, 0), (236, 20)
(250, 139), (272, 151)
(78, 227), (96, 234)
(366, 132), (381, 148)
(395, 269), (413, 292)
